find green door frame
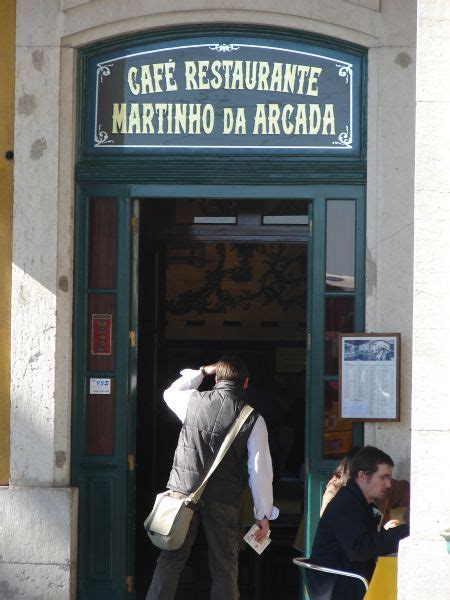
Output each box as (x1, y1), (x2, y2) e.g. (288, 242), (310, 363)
(305, 186), (365, 557)
(72, 182), (365, 599)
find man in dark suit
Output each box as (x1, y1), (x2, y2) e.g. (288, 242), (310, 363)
(308, 446), (409, 600)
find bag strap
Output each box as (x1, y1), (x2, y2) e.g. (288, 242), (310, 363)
(189, 404), (254, 504)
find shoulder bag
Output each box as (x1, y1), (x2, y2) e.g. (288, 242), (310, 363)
(144, 404), (254, 551)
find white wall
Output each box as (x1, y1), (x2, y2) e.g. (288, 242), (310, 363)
(398, 1), (450, 597)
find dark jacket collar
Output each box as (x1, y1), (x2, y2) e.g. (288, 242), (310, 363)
(346, 478), (368, 504)
(213, 379), (247, 402)
(346, 478), (378, 512)
(347, 479), (383, 527)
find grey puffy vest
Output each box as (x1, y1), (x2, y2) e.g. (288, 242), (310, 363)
(167, 380), (258, 507)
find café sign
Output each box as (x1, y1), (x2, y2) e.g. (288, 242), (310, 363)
(86, 37), (362, 153)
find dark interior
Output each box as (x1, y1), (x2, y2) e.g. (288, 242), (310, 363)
(135, 198), (308, 599)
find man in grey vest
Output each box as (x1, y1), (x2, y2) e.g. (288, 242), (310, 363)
(146, 355), (278, 600)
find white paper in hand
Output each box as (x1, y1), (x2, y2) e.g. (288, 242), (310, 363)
(243, 523), (271, 555)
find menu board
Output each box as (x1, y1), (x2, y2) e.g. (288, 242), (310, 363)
(339, 333), (400, 421)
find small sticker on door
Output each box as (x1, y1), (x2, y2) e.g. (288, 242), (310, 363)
(89, 378), (111, 395)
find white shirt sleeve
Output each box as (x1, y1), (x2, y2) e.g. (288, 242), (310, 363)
(163, 368), (204, 421)
(247, 416), (279, 521)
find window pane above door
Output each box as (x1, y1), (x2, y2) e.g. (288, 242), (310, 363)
(263, 199), (309, 225)
(176, 198), (237, 224)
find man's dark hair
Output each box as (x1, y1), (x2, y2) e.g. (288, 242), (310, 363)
(349, 445), (394, 479)
(215, 355), (249, 384)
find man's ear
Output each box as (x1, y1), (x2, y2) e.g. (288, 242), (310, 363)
(242, 377), (249, 390)
(356, 470), (366, 483)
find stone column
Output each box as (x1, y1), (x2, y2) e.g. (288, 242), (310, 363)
(0, 2), (77, 598)
(398, 1), (450, 597)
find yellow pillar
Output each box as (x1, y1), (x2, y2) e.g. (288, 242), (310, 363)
(0, 0), (15, 485)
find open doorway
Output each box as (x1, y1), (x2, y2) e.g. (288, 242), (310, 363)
(134, 198), (309, 598)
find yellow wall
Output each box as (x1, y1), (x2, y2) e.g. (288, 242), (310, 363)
(0, 0), (15, 485)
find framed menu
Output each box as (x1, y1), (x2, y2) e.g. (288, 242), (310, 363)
(339, 333), (400, 421)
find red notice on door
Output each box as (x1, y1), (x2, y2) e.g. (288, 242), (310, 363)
(91, 313), (113, 355)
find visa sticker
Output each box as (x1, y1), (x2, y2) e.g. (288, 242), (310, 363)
(89, 378), (111, 395)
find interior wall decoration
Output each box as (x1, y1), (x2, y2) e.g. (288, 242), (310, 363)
(165, 242), (307, 340)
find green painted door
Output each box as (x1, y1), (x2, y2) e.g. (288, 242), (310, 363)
(72, 184), (135, 600)
(304, 185), (365, 557)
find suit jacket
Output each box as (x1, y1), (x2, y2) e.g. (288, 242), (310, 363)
(308, 479), (409, 600)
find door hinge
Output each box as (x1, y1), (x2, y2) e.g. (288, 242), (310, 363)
(129, 330), (136, 347)
(307, 333), (311, 351)
(309, 218), (313, 234)
(131, 216), (139, 234)
(126, 575), (133, 593)
(128, 454), (136, 471)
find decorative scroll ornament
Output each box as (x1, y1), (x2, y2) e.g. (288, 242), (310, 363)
(95, 124), (115, 146)
(331, 64), (353, 147)
(332, 125), (352, 148)
(95, 63), (116, 145)
(336, 64), (352, 84)
(209, 44), (240, 53)
(98, 63), (114, 83)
